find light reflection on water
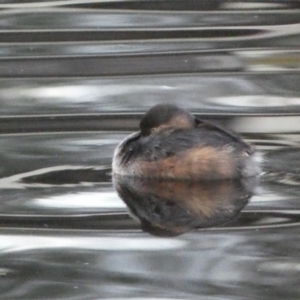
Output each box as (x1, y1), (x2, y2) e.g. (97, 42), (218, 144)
(0, 74), (299, 116)
(0, 125), (299, 298)
(0, 1), (300, 299)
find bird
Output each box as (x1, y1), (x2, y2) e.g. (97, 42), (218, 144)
(112, 104), (261, 180)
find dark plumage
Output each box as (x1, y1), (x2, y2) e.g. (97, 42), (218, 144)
(112, 104), (261, 180)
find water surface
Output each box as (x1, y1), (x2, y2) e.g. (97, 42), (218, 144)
(0, 1), (300, 299)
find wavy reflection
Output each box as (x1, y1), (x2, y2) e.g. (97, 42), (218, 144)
(0, 1), (299, 299)
(1, 74), (299, 117)
(0, 0), (298, 11)
(114, 176), (258, 236)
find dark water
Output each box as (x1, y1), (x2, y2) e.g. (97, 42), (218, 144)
(0, 1), (300, 299)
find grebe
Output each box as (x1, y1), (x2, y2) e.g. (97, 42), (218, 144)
(112, 104), (260, 180)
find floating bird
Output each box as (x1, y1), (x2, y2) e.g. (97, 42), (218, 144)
(113, 104), (261, 180)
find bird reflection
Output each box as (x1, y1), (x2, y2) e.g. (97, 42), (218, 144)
(113, 175), (258, 236)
